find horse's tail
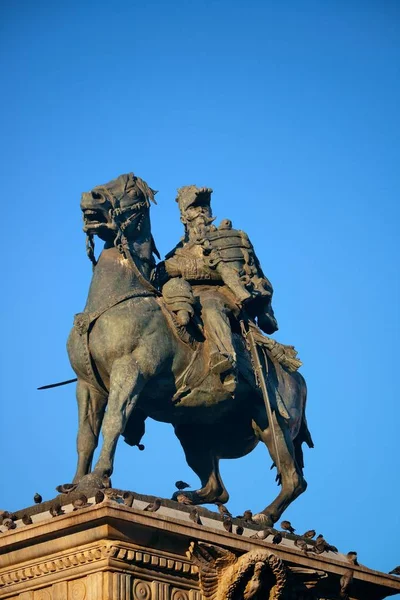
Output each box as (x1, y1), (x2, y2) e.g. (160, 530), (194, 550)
(293, 381), (314, 472)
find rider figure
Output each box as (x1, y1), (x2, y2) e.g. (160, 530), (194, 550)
(156, 185), (278, 390)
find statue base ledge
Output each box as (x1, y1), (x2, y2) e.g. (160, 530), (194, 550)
(0, 499), (399, 600)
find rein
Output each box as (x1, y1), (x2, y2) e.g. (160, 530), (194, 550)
(117, 235), (161, 297)
(91, 185), (161, 297)
(73, 289), (155, 395)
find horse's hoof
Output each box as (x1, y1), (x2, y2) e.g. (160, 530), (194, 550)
(172, 488), (226, 506)
(74, 473), (106, 494)
(252, 513), (274, 528)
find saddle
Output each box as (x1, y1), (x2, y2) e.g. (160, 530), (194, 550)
(159, 283), (302, 405)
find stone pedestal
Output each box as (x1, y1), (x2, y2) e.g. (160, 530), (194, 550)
(0, 497), (399, 599)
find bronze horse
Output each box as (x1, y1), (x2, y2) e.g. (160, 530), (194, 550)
(67, 173), (313, 525)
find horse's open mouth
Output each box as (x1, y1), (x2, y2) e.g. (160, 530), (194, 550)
(82, 209), (108, 230)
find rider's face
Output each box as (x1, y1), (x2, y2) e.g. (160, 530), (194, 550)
(185, 205), (213, 239)
(185, 204), (211, 225)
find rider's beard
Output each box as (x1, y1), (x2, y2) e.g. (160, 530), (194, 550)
(189, 215), (214, 239)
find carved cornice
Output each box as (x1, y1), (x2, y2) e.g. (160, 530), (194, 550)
(0, 541), (197, 590)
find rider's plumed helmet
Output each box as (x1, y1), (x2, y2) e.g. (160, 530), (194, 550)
(175, 185), (213, 215)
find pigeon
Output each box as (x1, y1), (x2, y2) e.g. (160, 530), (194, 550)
(281, 520), (295, 534)
(236, 525), (244, 535)
(243, 510), (254, 523)
(0, 511), (17, 525)
(95, 490), (105, 504)
(56, 483), (77, 494)
(314, 533), (338, 553)
(236, 509), (253, 523)
(103, 488), (120, 501)
(123, 492), (134, 507)
(175, 481), (190, 490)
(303, 529), (316, 539)
(22, 514), (33, 525)
(73, 495), (90, 510)
(389, 566), (400, 576)
(189, 507), (202, 525)
(3, 518), (16, 530)
(175, 493), (193, 505)
(294, 538), (309, 554)
(34, 493), (42, 504)
(250, 527), (274, 540)
(0, 511), (9, 525)
(143, 498), (161, 512)
(216, 502), (232, 518)
(222, 517), (233, 533)
(346, 551), (358, 565)
(340, 569), (354, 598)
(272, 532), (283, 544)
(50, 503), (64, 517)
(315, 534), (329, 554)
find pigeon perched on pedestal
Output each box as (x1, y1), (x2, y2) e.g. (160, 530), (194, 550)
(302, 529), (316, 539)
(236, 525), (244, 535)
(223, 517), (233, 533)
(189, 507), (202, 525)
(143, 498), (161, 512)
(281, 520), (295, 534)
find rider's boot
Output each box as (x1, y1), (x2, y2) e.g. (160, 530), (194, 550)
(209, 350), (237, 393)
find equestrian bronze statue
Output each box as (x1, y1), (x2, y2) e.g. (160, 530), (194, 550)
(67, 172), (313, 526)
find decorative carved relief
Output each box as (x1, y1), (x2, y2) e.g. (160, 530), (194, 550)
(69, 580), (86, 600)
(133, 580), (152, 600)
(0, 542), (195, 590)
(188, 541), (288, 600)
(151, 581), (170, 600)
(170, 589), (189, 600)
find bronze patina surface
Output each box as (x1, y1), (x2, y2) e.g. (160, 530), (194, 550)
(66, 172), (313, 527)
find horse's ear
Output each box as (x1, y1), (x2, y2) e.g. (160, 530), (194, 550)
(134, 175), (158, 206)
(149, 188), (158, 205)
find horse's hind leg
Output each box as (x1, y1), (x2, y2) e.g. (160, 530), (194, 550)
(73, 379), (107, 483)
(252, 408), (307, 526)
(173, 424), (229, 504)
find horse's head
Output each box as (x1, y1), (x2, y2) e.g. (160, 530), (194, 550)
(81, 173), (157, 243)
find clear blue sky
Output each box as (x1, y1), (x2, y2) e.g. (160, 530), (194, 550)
(1, 0), (399, 583)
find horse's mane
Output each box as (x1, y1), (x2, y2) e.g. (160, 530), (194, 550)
(132, 174), (157, 206)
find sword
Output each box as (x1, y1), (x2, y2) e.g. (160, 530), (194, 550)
(240, 317), (282, 478)
(37, 378), (77, 390)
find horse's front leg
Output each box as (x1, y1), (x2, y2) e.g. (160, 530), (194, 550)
(252, 407), (307, 527)
(73, 379), (107, 483)
(92, 353), (147, 480)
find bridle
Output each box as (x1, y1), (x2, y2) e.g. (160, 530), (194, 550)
(85, 180), (160, 296)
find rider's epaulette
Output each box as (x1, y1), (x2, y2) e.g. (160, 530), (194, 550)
(204, 228), (252, 250)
